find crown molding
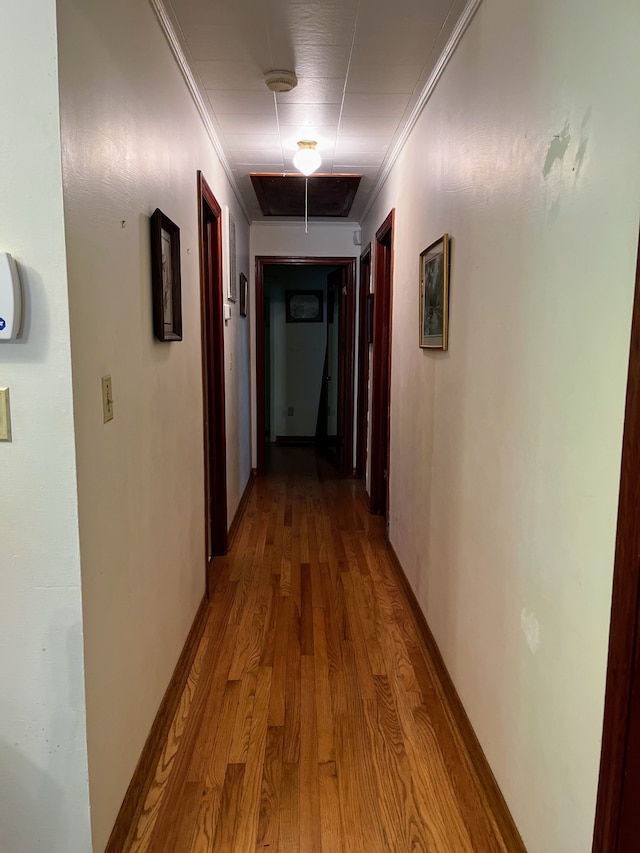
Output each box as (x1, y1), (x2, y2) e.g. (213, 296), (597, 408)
(361, 0), (484, 222)
(149, 0), (251, 225)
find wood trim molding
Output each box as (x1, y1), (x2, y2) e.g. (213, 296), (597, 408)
(370, 211), (395, 519)
(356, 244), (372, 478)
(385, 542), (526, 852)
(198, 172), (228, 562)
(105, 594), (209, 853)
(342, 259), (357, 477)
(227, 468), (256, 549)
(593, 230), (640, 851)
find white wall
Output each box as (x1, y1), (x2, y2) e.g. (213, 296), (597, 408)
(361, 1), (640, 850)
(0, 2), (92, 851)
(57, 0), (251, 848)
(250, 222), (359, 464)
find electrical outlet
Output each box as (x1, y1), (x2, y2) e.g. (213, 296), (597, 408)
(0, 388), (11, 440)
(287, 406), (294, 416)
(102, 375), (114, 423)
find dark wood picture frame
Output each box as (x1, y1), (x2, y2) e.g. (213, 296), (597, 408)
(150, 208), (182, 341)
(286, 289), (323, 323)
(239, 272), (248, 317)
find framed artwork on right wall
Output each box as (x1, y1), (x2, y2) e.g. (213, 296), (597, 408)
(419, 233), (450, 350)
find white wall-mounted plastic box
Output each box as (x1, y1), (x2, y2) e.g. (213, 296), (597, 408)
(0, 253), (22, 340)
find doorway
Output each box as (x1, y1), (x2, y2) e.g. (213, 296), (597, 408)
(593, 230), (640, 852)
(255, 257), (356, 476)
(198, 172), (228, 581)
(356, 244), (372, 479)
(369, 211), (395, 522)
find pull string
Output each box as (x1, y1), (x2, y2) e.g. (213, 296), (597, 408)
(305, 177), (309, 234)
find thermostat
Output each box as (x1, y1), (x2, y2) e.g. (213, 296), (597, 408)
(0, 253), (23, 340)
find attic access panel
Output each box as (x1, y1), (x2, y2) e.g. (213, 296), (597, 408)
(250, 174), (361, 218)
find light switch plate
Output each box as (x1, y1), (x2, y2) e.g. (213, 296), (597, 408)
(0, 387), (11, 440)
(102, 375), (113, 423)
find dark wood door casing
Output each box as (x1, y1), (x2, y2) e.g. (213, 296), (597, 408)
(198, 172), (228, 570)
(255, 256), (357, 477)
(356, 245), (372, 479)
(593, 229), (640, 852)
(369, 211), (395, 520)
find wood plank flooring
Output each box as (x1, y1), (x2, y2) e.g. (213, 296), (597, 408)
(123, 447), (513, 852)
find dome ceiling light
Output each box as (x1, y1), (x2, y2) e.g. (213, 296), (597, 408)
(293, 140), (322, 176)
(264, 70), (298, 93)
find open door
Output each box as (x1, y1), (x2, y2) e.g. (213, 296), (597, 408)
(369, 211), (394, 520)
(198, 172), (227, 584)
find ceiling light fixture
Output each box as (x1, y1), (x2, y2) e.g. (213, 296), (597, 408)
(293, 140), (321, 176)
(264, 70), (298, 93)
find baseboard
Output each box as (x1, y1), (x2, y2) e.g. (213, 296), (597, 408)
(227, 468), (256, 548)
(275, 435), (316, 445)
(386, 543), (526, 852)
(105, 593), (209, 853)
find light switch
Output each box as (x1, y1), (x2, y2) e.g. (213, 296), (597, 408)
(102, 375), (113, 423)
(0, 387), (11, 440)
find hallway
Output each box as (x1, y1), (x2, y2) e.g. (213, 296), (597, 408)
(122, 448), (518, 852)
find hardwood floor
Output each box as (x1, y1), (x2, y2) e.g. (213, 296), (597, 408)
(123, 447), (517, 852)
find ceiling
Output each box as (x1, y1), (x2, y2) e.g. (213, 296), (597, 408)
(162, 0), (468, 222)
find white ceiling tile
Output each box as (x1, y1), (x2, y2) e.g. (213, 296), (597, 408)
(342, 93), (410, 118)
(333, 151), (386, 168)
(197, 60), (265, 91)
(237, 161), (286, 173)
(179, 24), (270, 64)
(278, 2), (359, 45)
(276, 103), (342, 126)
(223, 133), (282, 151)
(217, 114), (280, 135)
(275, 78), (345, 104)
(334, 137), (389, 155)
(351, 20), (443, 66)
(207, 90), (275, 116)
(338, 116), (401, 136)
(346, 64), (423, 95)
(232, 150), (286, 166)
(170, 0), (267, 27)
(266, 38), (350, 79)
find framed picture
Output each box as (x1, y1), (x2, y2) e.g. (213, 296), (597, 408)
(419, 234), (450, 349)
(367, 292), (374, 343)
(239, 272), (248, 317)
(150, 208), (182, 342)
(286, 290), (323, 323)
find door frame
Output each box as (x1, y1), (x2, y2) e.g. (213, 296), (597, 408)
(356, 244), (372, 479)
(369, 210), (395, 521)
(197, 171), (228, 584)
(255, 256), (357, 476)
(593, 230), (640, 851)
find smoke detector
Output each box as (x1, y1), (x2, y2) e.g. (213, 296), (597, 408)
(264, 70), (298, 93)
